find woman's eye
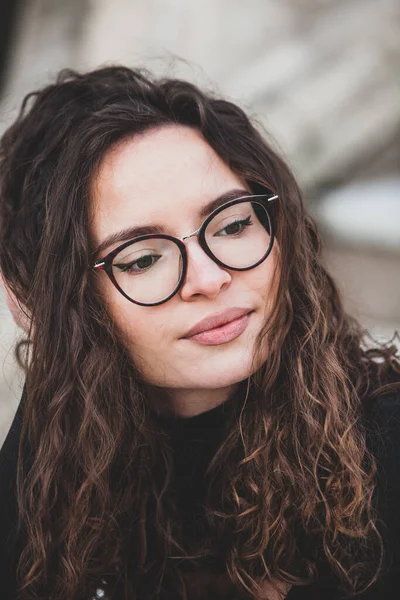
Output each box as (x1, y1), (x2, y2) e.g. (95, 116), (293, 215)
(116, 254), (161, 273)
(217, 216), (252, 236)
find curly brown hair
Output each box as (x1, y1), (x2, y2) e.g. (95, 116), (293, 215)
(0, 66), (399, 600)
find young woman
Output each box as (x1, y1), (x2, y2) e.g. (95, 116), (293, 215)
(0, 66), (399, 600)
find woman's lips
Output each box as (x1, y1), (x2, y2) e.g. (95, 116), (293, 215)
(184, 312), (252, 345)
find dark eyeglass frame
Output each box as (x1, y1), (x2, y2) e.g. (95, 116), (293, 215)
(93, 193), (278, 306)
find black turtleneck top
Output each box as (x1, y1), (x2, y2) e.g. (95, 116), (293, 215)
(1, 382), (400, 599)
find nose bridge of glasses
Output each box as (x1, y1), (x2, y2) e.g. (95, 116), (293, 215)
(180, 225), (220, 271)
(181, 226), (201, 243)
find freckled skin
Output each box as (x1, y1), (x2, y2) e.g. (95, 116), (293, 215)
(91, 125), (278, 417)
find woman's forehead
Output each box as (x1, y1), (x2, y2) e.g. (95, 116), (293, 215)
(90, 124), (245, 242)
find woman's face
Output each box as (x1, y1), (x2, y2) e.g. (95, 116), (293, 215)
(91, 125), (278, 414)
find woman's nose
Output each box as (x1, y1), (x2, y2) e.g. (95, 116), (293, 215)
(179, 237), (231, 302)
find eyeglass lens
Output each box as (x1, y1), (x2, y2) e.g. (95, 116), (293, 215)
(111, 200), (272, 304)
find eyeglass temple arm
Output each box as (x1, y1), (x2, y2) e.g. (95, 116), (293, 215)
(94, 260), (106, 271)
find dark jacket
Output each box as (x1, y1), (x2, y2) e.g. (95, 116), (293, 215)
(1, 386), (400, 599)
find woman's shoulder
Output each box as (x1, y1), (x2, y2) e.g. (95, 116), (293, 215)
(0, 386), (25, 551)
(364, 379), (400, 412)
(0, 386), (25, 475)
(362, 378), (400, 485)
(362, 379), (400, 448)
(0, 388), (24, 464)
(0, 387), (25, 594)
(361, 379), (400, 553)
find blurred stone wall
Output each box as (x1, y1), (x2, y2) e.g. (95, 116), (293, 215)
(0, 0), (399, 444)
(2, 0), (399, 187)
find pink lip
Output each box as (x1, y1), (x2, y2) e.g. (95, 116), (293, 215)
(183, 308), (253, 345)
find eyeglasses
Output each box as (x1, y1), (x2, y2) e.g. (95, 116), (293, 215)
(93, 193), (278, 306)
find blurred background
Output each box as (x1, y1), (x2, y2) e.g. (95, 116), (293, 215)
(1, 0), (399, 444)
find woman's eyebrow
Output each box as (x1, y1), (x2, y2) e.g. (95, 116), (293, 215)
(198, 188), (249, 218)
(94, 188), (250, 256)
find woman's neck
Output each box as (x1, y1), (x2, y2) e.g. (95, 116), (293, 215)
(150, 381), (241, 418)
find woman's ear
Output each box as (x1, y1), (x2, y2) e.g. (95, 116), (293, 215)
(0, 271), (31, 334)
